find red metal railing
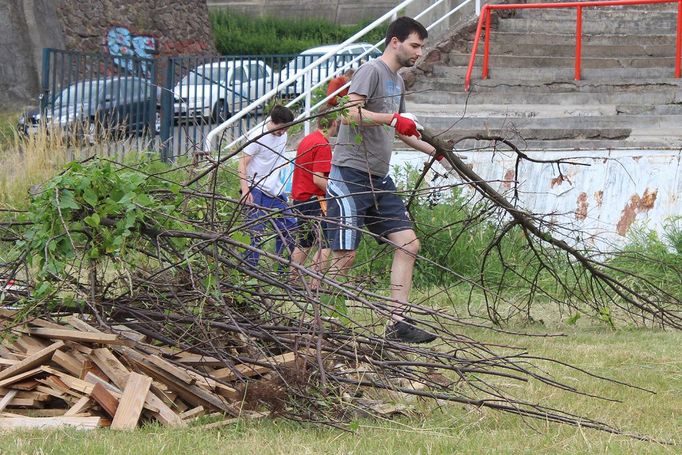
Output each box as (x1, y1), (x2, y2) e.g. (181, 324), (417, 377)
(465, 0), (682, 91)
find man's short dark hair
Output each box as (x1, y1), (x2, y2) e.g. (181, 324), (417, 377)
(384, 16), (428, 47)
(270, 104), (294, 125)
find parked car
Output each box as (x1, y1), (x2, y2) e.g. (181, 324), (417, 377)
(278, 43), (382, 96)
(18, 76), (160, 140)
(19, 76), (161, 141)
(173, 59), (274, 123)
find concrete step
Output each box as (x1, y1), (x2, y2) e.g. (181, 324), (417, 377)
(496, 17), (677, 34)
(456, 31), (677, 47)
(512, 8), (679, 20)
(448, 51), (678, 69)
(447, 137), (682, 151)
(430, 64), (680, 80)
(416, 114), (682, 131)
(465, 42), (676, 58)
(406, 88), (682, 105)
(428, 126), (632, 141)
(405, 102), (682, 117)
(410, 77), (682, 94)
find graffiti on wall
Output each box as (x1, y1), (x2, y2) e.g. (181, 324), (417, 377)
(106, 26), (157, 74)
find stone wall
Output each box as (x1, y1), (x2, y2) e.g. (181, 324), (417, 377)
(0, 0), (215, 110)
(57, 0), (215, 57)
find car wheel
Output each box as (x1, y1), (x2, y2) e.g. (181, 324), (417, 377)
(212, 100), (230, 123)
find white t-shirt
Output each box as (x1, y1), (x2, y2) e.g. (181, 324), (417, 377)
(243, 126), (289, 197)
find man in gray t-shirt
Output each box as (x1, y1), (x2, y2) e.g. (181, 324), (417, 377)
(326, 17), (451, 344)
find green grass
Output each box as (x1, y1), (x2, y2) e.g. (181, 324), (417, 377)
(1, 322), (679, 454)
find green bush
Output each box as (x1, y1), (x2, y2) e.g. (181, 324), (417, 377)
(210, 11), (386, 56)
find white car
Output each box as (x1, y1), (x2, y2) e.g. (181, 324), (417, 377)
(173, 60), (274, 123)
(278, 43), (382, 96)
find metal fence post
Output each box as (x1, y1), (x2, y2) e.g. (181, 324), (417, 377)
(160, 57), (174, 162)
(40, 48), (52, 114)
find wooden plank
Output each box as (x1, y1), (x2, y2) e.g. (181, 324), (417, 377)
(80, 359), (108, 382)
(89, 348), (129, 389)
(6, 397), (36, 407)
(0, 416), (101, 430)
(7, 409), (68, 417)
(0, 345), (19, 360)
(185, 370), (239, 400)
(211, 351), (309, 381)
(27, 328), (129, 345)
(91, 382), (119, 417)
(64, 396), (92, 417)
(0, 367), (45, 388)
(129, 355), (234, 415)
(35, 384), (67, 400)
(67, 316), (102, 333)
(0, 390), (18, 412)
(179, 405), (204, 420)
(198, 411), (268, 429)
(65, 342), (93, 356)
(83, 372), (122, 395)
(16, 391), (49, 401)
(42, 367), (94, 395)
(0, 341), (64, 381)
(84, 360), (184, 427)
(8, 379), (39, 391)
(174, 353), (225, 367)
(0, 358), (18, 366)
(147, 355), (195, 385)
(51, 350), (84, 378)
(13, 335), (49, 354)
(112, 325), (147, 343)
(111, 372), (152, 430)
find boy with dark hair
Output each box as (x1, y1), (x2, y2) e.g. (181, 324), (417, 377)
(326, 16), (451, 343)
(239, 104), (296, 267)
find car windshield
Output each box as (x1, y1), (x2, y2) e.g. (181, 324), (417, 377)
(49, 82), (99, 110)
(184, 68), (228, 86)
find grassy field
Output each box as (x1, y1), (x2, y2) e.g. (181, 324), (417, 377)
(0, 115), (679, 454)
(0, 322), (679, 454)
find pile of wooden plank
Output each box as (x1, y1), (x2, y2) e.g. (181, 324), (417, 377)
(0, 309), (309, 430)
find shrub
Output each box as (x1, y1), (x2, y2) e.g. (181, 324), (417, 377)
(210, 11), (386, 56)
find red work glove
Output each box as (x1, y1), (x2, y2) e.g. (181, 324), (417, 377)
(390, 113), (423, 138)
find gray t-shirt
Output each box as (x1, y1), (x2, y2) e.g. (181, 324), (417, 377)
(332, 59), (406, 177)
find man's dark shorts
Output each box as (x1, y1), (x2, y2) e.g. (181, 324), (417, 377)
(292, 197), (328, 249)
(325, 165), (413, 250)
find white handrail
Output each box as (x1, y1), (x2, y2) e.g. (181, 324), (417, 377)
(204, 0), (477, 153)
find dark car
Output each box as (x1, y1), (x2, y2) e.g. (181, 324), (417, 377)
(18, 76), (160, 140)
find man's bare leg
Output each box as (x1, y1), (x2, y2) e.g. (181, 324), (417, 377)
(386, 229), (420, 320)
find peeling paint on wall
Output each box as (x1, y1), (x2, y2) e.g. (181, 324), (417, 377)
(575, 192), (588, 221)
(616, 188), (658, 236)
(594, 190), (604, 208)
(503, 169), (515, 189)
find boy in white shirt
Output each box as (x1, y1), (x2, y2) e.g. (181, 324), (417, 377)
(238, 105), (296, 267)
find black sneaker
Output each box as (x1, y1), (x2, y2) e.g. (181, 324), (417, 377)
(386, 318), (437, 344)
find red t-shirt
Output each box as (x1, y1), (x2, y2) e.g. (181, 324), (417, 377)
(291, 130), (332, 202)
(326, 76), (349, 106)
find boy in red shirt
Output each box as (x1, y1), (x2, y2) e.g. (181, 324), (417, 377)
(290, 111), (339, 284)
